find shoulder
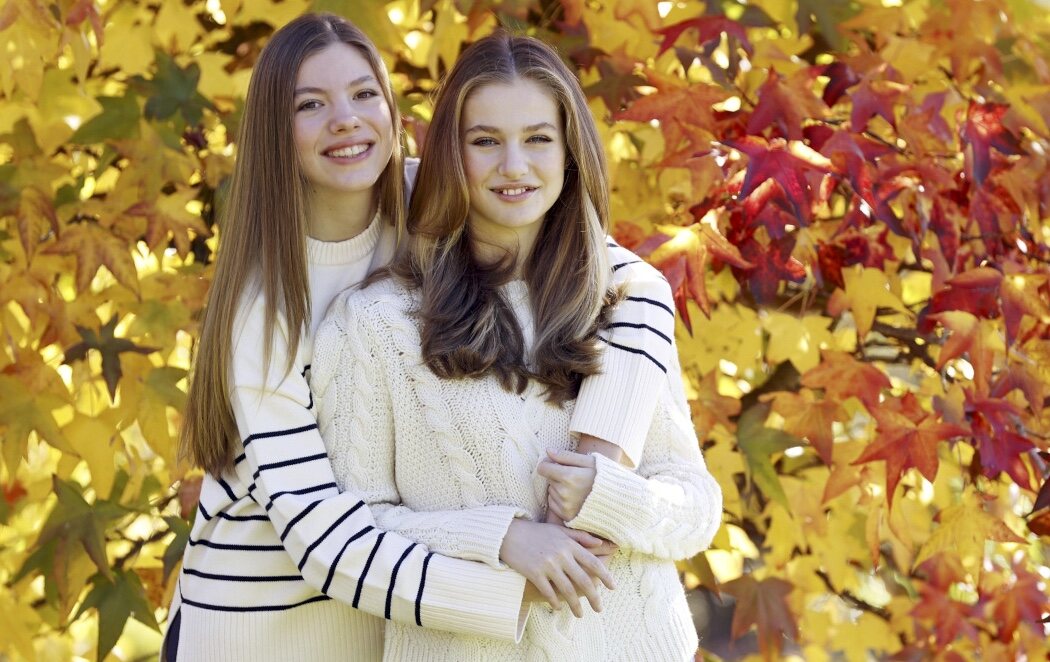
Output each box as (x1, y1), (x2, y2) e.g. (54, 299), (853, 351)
(605, 238), (672, 301)
(325, 277), (416, 332)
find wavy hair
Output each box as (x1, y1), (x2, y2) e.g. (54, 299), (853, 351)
(183, 13), (405, 476)
(390, 31), (612, 403)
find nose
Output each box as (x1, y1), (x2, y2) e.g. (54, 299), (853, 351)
(498, 143), (527, 179)
(329, 102), (361, 133)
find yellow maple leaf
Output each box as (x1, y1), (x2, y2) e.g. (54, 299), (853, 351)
(827, 265), (909, 338)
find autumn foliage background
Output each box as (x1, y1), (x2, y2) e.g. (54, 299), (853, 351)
(2, 0), (1050, 659)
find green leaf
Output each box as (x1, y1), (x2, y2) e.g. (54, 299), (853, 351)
(70, 93), (141, 144)
(75, 569), (160, 660)
(162, 515), (191, 582)
(736, 403), (799, 510)
(133, 51), (215, 127)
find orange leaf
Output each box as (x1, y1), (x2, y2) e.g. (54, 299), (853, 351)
(801, 350), (890, 410)
(723, 575), (797, 660)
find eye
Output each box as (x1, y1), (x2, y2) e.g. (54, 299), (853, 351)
(296, 99), (321, 112)
(470, 137), (498, 147)
(355, 89), (380, 100)
(526, 134), (553, 144)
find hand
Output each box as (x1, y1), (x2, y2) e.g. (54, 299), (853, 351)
(538, 449), (597, 522)
(500, 519), (616, 617)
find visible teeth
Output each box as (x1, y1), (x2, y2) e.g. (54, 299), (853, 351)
(327, 144), (369, 158)
(498, 187), (529, 196)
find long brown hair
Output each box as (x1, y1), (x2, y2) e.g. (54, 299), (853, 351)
(391, 31), (612, 403)
(183, 13), (405, 476)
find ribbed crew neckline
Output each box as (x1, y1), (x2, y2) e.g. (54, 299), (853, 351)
(305, 211), (382, 265)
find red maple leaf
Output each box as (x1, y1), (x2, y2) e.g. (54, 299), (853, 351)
(726, 136), (832, 222)
(801, 350), (890, 411)
(746, 69), (826, 140)
(985, 560), (1049, 642)
(912, 554), (980, 647)
(819, 61), (860, 106)
(929, 311), (998, 394)
(924, 266), (1003, 324)
(734, 233), (806, 304)
(723, 575), (798, 659)
(820, 130), (895, 207)
(960, 101), (1023, 186)
(655, 15), (753, 56)
(615, 78), (726, 152)
(848, 78), (908, 132)
(853, 393), (969, 505)
(647, 224), (753, 318)
(965, 390), (1035, 490)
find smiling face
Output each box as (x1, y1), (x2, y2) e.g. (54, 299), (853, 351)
(461, 77), (566, 263)
(293, 42), (394, 213)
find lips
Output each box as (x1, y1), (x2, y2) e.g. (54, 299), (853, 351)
(323, 142), (371, 158)
(491, 185), (538, 200)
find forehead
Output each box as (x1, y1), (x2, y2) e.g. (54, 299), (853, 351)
(462, 78), (561, 129)
(296, 42), (375, 87)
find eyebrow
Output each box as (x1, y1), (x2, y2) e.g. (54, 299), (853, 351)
(464, 122), (559, 134)
(294, 75), (376, 96)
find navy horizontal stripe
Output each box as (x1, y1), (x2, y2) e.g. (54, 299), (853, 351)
(297, 501), (364, 572)
(598, 336), (667, 373)
(234, 453), (246, 465)
(322, 525), (374, 594)
(183, 567), (303, 582)
(280, 499), (322, 542)
(217, 478), (238, 502)
(306, 390), (314, 411)
(265, 483), (339, 512)
(606, 321), (673, 345)
(198, 502), (211, 520)
(612, 260), (643, 272)
(301, 364), (311, 377)
(625, 295), (674, 317)
(243, 423), (318, 448)
(353, 531), (387, 608)
(415, 551), (434, 627)
(180, 594), (330, 613)
(210, 511), (271, 522)
(386, 542), (417, 619)
(187, 537), (285, 552)
(257, 452), (328, 472)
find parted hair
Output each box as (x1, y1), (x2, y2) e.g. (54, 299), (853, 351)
(183, 13), (405, 476)
(391, 31), (613, 404)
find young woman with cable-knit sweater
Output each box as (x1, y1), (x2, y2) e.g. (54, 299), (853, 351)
(313, 32), (723, 661)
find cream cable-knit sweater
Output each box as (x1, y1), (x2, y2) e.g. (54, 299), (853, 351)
(313, 278), (723, 662)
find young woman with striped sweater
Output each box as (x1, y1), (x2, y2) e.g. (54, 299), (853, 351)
(164, 13), (679, 662)
(313, 32), (722, 661)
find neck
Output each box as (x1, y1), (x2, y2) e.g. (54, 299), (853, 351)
(306, 187), (377, 241)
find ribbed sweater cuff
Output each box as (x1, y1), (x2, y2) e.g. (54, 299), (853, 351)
(451, 505), (528, 568)
(567, 453), (646, 544)
(421, 555), (528, 642)
(570, 345), (663, 466)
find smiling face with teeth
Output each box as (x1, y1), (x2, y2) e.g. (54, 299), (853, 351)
(461, 77), (566, 265)
(293, 42), (394, 233)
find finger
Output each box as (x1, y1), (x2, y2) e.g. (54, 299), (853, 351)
(562, 527), (603, 547)
(537, 461), (573, 483)
(533, 576), (560, 610)
(575, 547), (617, 591)
(546, 448), (595, 468)
(548, 569), (583, 618)
(563, 558), (602, 613)
(588, 539), (618, 556)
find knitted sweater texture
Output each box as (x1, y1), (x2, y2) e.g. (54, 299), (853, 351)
(313, 274), (722, 662)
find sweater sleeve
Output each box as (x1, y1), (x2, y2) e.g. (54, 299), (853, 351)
(570, 239), (676, 466)
(566, 346), (722, 560)
(313, 293), (526, 570)
(225, 291), (527, 641)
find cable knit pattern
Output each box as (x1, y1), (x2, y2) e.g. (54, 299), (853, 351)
(313, 277), (723, 662)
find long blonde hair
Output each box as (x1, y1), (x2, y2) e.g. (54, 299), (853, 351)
(184, 13), (405, 476)
(391, 31), (612, 404)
